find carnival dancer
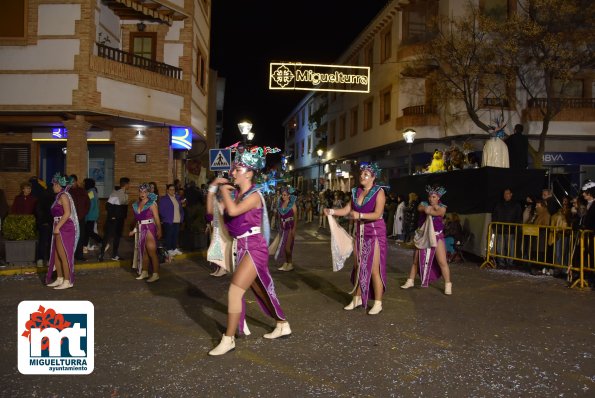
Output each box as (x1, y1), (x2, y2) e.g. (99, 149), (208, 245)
(273, 187), (298, 271)
(325, 163), (387, 315)
(131, 183), (162, 283)
(401, 185), (453, 295)
(207, 149), (290, 356)
(46, 174), (79, 289)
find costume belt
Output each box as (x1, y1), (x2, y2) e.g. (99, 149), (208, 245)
(139, 219), (155, 225)
(53, 216), (62, 221)
(281, 217), (294, 223)
(236, 227), (261, 239)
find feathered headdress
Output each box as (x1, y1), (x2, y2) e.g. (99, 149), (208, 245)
(52, 173), (73, 188)
(360, 162), (381, 177)
(139, 182), (150, 192)
(426, 184), (447, 198)
(234, 148), (266, 171)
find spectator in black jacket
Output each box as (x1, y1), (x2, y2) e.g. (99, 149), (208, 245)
(580, 181), (595, 268)
(99, 177), (130, 262)
(69, 175), (91, 261)
(34, 184), (55, 267)
(505, 124), (529, 170)
(492, 188), (523, 267)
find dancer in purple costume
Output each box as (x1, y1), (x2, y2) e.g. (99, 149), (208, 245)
(274, 187), (297, 271)
(131, 183), (162, 283)
(401, 185), (453, 295)
(46, 174), (79, 290)
(207, 149), (290, 356)
(325, 162), (387, 315)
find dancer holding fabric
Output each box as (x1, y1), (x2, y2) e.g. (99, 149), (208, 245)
(324, 163), (387, 315)
(273, 187), (298, 271)
(131, 183), (162, 282)
(401, 185), (452, 295)
(46, 174), (79, 289)
(206, 149), (290, 356)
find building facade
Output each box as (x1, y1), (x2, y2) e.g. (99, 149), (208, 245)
(0, 0), (211, 202)
(284, 0), (595, 193)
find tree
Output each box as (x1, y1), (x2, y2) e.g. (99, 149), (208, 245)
(419, 0), (594, 168)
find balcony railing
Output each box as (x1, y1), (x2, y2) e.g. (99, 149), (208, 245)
(402, 105), (435, 116)
(483, 97), (510, 108)
(528, 98), (595, 109)
(96, 43), (182, 80)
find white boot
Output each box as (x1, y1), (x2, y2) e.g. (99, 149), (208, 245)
(278, 263), (287, 270)
(401, 279), (415, 289)
(281, 263), (294, 271)
(146, 273), (160, 283)
(54, 280), (73, 290)
(208, 335), (235, 356)
(368, 300), (383, 315)
(343, 295), (362, 310)
(136, 270), (149, 280)
(444, 282), (452, 295)
(47, 277), (64, 287)
(243, 320), (251, 336)
(263, 322), (292, 339)
(212, 267), (227, 277)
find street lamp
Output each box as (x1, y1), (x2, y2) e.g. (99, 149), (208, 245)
(316, 148), (324, 191)
(403, 128), (416, 175)
(238, 121), (252, 151)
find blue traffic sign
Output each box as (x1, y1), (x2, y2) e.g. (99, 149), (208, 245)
(209, 148), (232, 171)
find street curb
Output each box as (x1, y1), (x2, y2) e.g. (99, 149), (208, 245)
(0, 250), (207, 276)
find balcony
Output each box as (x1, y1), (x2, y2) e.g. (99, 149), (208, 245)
(396, 104), (440, 129)
(483, 97), (510, 108)
(525, 98), (595, 121)
(97, 43), (182, 79)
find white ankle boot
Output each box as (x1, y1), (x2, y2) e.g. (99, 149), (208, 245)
(146, 273), (159, 283)
(368, 300), (383, 315)
(243, 320), (251, 336)
(263, 322), (292, 339)
(54, 280), (73, 290)
(444, 282), (453, 295)
(47, 277), (64, 287)
(136, 270), (149, 280)
(208, 335), (235, 356)
(281, 263), (294, 271)
(343, 295), (362, 310)
(211, 267), (227, 277)
(278, 263), (287, 270)
(401, 279), (414, 289)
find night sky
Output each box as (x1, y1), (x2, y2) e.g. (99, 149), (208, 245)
(210, 0), (389, 159)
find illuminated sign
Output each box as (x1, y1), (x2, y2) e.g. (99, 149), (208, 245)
(52, 128), (68, 139)
(269, 62), (370, 93)
(170, 127), (192, 150)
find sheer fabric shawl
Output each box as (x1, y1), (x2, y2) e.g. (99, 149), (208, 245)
(328, 215), (353, 271)
(207, 202), (233, 272)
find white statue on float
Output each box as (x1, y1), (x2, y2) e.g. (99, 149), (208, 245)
(481, 116), (509, 168)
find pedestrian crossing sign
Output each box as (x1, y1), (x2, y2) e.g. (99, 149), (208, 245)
(209, 148), (232, 171)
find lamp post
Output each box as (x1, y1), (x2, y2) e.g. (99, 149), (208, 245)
(316, 148), (324, 191)
(403, 128), (416, 175)
(237, 120), (252, 153)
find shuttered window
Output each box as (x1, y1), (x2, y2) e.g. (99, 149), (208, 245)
(0, 144), (31, 171)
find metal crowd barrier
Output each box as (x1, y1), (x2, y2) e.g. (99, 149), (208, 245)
(481, 222), (594, 289)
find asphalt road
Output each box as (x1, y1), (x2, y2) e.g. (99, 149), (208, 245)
(1, 222), (594, 397)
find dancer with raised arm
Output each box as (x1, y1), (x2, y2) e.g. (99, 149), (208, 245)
(273, 187), (298, 271)
(206, 150), (290, 356)
(324, 163), (387, 315)
(401, 185), (453, 295)
(46, 174), (79, 289)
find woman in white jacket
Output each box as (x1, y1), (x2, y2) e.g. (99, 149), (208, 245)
(393, 195), (405, 242)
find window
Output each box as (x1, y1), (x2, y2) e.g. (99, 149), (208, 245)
(380, 86), (392, 124)
(364, 42), (374, 70)
(328, 120), (336, 146)
(0, 0), (26, 39)
(307, 135), (312, 154)
(338, 114), (346, 141)
(130, 32), (156, 60)
(553, 79), (584, 98)
(480, 0), (511, 21)
(381, 27), (392, 62)
(481, 73), (511, 107)
(0, 144), (30, 171)
(402, 2), (438, 44)
(364, 97), (373, 131)
(350, 106), (358, 136)
(196, 45), (207, 90)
